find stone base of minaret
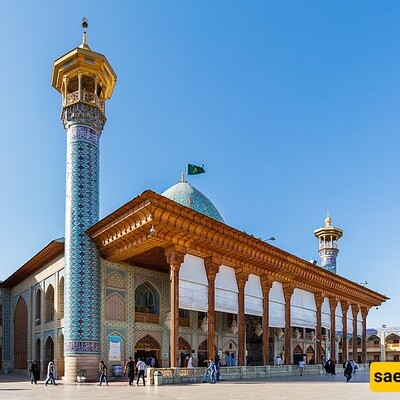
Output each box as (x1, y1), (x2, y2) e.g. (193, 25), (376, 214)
(63, 355), (100, 383)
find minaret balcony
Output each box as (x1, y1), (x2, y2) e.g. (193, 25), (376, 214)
(65, 90), (105, 113)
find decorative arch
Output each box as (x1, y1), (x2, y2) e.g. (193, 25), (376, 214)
(107, 272), (126, 289)
(45, 285), (55, 323)
(135, 282), (160, 315)
(59, 277), (64, 319)
(306, 345), (315, 363)
(36, 289), (42, 325)
(179, 336), (192, 351)
(293, 345), (303, 354)
(135, 334), (161, 351)
(14, 296), (28, 369)
(106, 293), (125, 321)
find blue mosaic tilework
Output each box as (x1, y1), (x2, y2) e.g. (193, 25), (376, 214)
(62, 103), (106, 134)
(162, 181), (224, 223)
(64, 122), (101, 355)
(3, 289), (11, 360)
(319, 249), (339, 274)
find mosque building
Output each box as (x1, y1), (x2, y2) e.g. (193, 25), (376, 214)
(0, 22), (388, 382)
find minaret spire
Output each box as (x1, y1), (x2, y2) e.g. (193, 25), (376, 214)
(80, 17), (91, 49)
(314, 214), (343, 274)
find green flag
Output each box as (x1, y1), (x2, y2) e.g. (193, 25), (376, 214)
(187, 163), (205, 175)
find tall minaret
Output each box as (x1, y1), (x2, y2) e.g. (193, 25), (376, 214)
(314, 213), (343, 274)
(51, 19), (117, 382)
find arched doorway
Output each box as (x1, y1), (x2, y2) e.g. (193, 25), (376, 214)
(44, 336), (54, 376)
(293, 344), (304, 365)
(135, 334), (161, 367)
(222, 340), (238, 366)
(14, 297), (28, 370)
(179, 337), (192, 367)
(306, 345), (315, 364)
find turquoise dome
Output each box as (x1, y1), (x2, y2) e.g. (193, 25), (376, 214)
(162, 181), (224, 223)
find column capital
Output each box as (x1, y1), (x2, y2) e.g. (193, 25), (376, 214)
(329, 297), (338, 313)
(351, 304), (359, 319)
(341, 300), (349, 315)
(204, 257), (221, 281)
(164, 245), (186, 270)
(260, 275), (273, 295)
(314, 293), (324, 309)
(282, 283), (294, 302)
(361, 306), (369, 320)
(235, 270), (249, 289)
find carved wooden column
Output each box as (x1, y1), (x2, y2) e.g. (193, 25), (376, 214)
(351, 305), (359, 361)
(341, 301), (349, 362)
(236, 271), (249, 366)
(204, 257), (220, 360)
(329, 298), (337, 362)
(314, 294), (324, 364)
(165, 246), (186, 367)
(261, 276), (273, 365)
(361, 307), (369, 363)
(283, 284), (294, 365)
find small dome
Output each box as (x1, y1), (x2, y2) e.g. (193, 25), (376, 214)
(162, 181), (224, 223)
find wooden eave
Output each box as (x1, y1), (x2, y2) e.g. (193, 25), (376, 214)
(0, 239), (65, 289)
(88, 190), (388, 309)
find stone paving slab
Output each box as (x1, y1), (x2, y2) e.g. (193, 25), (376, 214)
(0, 371), (399, 400)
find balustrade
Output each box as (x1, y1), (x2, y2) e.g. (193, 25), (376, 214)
(65, 90), (105, 113)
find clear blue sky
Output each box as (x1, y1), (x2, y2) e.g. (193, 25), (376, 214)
(1, 1), (398, 328)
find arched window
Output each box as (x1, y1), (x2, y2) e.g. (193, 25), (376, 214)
(36, 289), (42, 325)
(45, 285), (54, 323)
(59, 277), (64, 319)
(135, 282), (159, 315)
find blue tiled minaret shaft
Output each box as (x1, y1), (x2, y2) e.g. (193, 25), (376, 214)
(63, 109), (103, 353)
(314, 213), (343, 274)
(51, 19), (116, 381)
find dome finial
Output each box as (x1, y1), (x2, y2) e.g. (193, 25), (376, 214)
(181, 171), (186, 183)
(80, 18), (91, 49)
(325, 210), (332, 226)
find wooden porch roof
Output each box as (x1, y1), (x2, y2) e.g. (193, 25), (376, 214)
(87, 190), (388, 309)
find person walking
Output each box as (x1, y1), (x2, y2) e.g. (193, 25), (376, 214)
(29, 360), (40, 384)
(44, 361), (57, 386)
(343, 361), (353, 382)
(208, 359), (217, 384)
(298, 359), (306, 376)
(136, 358), (147, 386)
(124, 357), (135, 386)
(98, 361), (109, 386)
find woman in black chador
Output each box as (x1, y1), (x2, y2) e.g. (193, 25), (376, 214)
(29, 361), (40, 384)
(343, 361), (353, 382)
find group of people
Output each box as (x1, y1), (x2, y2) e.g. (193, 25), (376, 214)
(98, 357), (149, 386)
(203, 357), (221, 384)
(29, 360), (57, 386)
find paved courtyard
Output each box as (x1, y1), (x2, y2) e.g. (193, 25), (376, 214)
(0, 371), (398, 400)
